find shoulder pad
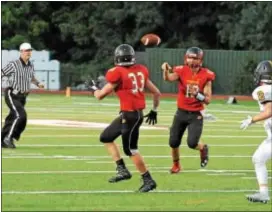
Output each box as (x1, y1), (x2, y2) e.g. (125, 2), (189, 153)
(108, 67), (117, 72)
(252, 85), (272, 103)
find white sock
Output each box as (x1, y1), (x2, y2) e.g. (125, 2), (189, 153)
(255, 163), (269, 195)
(259, 186), (269, 196)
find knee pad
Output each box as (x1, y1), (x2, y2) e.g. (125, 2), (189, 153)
(130, 149), (139, 156)
(187, 139), (198, 149)
(99, 133), (112, 143)
(252, 154), (263, 165)
(169, 139), (180, 148)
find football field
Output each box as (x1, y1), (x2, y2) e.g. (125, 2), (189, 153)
(1, 94), (271, 211)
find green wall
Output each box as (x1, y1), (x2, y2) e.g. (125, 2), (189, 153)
(145, 48), (272, 94)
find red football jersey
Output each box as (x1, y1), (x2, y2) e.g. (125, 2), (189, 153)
(173, 65), (215, 111)
(106, 64), (149, 111)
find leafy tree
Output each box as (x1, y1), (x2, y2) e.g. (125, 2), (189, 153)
(217, 2), (272, 50)
(2, 2), (51, 49)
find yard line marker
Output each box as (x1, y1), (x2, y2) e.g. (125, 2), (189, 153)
(206, 173), (246, 176)
(21, 135), (265, 138)
(17, 144), (259, 147)
(2, 155), (255, 159)
(2, 169), (271, 175)
(241, 177), (272, 180)
(2, 189), (269, 195)
(7, 153), (44, 156)
(85, 161), (112, 163)
(25, 127), (264, 132)
(8, 119), (265, 130)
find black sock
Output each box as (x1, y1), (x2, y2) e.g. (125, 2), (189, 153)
(116, 158), (125, 167)
(142, 171), (152, 180)
(173, 159), (179, 163)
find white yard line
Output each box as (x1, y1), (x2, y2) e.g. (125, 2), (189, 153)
(149, 168), (272, 172)
(0, 170), (266, 174)
(6, 153), (44, 156)
(2, 169), (271, 175)
(25, 127), (264, 132)
(2, 155), (255, 159)
(241, 177), (272, 180)
(206, 173), (247, 176)
(3, 119), (265, 130)
(20, 134), (265, 138)
(2, 189), (266, 195)
(16, 144), (259, 147)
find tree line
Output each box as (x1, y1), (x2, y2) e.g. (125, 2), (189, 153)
(2, 1), (272, 69)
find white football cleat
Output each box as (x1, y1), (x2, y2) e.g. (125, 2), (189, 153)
(246, 192), (270, 204)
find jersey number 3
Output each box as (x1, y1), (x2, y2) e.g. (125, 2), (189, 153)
(128, 72), (145, 94)
(186, 84), (199, 98)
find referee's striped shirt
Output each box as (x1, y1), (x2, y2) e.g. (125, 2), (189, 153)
(1, 58), (34, 93)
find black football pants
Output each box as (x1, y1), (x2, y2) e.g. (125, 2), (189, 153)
(169, 108), (203, 149)
(1, 88), (27, 142)
(100, 110), (144, 156)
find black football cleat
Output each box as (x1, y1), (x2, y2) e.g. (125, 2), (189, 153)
(108, 166), (132, 183)
(2, 137), (16, 149)
(200, 144), (209, 168)
(138, 179), (157, 193)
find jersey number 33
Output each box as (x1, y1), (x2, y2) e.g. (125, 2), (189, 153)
(128, 72), (145, 94)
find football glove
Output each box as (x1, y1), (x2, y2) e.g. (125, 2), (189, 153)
(240, 115), (253, 130)
(85, 79), (99, 91)
(85, 76), (107, 92)
(144, 110), (157, 125)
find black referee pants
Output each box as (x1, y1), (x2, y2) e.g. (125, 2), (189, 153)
(1, 88), (27, 142)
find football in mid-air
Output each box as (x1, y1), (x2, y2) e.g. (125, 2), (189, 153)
(141, 33), (161, 46)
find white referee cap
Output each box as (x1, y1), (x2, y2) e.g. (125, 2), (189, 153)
(19, 43), (33, 51)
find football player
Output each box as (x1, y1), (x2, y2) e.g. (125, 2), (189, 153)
(161, 47), (216, 173)
(90, 44), (161, 192)
(240, 60), (272, 203)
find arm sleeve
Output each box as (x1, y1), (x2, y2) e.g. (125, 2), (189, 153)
(172, 66), (183, 81)
(105, 67), (121, 84)
(139, 65), (149, 81)
(206, 69), (215, 81)
(1, 62), (14, 76)
(173, 66), (182, 75)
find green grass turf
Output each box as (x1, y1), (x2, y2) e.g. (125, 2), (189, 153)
(1, 94), (271, 211)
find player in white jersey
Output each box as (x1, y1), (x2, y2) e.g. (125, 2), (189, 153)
(240, 60), (272, 204)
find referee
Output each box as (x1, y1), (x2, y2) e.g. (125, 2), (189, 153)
(1, 43), (44, 148)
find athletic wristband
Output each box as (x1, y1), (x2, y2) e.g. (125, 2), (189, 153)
(195, 92), (206, 102)
(91, 85), (98, 91)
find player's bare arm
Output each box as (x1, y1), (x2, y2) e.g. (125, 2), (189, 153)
(145, 79), (161, 110)
(190, 80), (212, 105)
(161, 62), (179, 81)
(94, 82), (116, 100)
(252, 102), (272, 123)
(203, 80), (212, 104)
